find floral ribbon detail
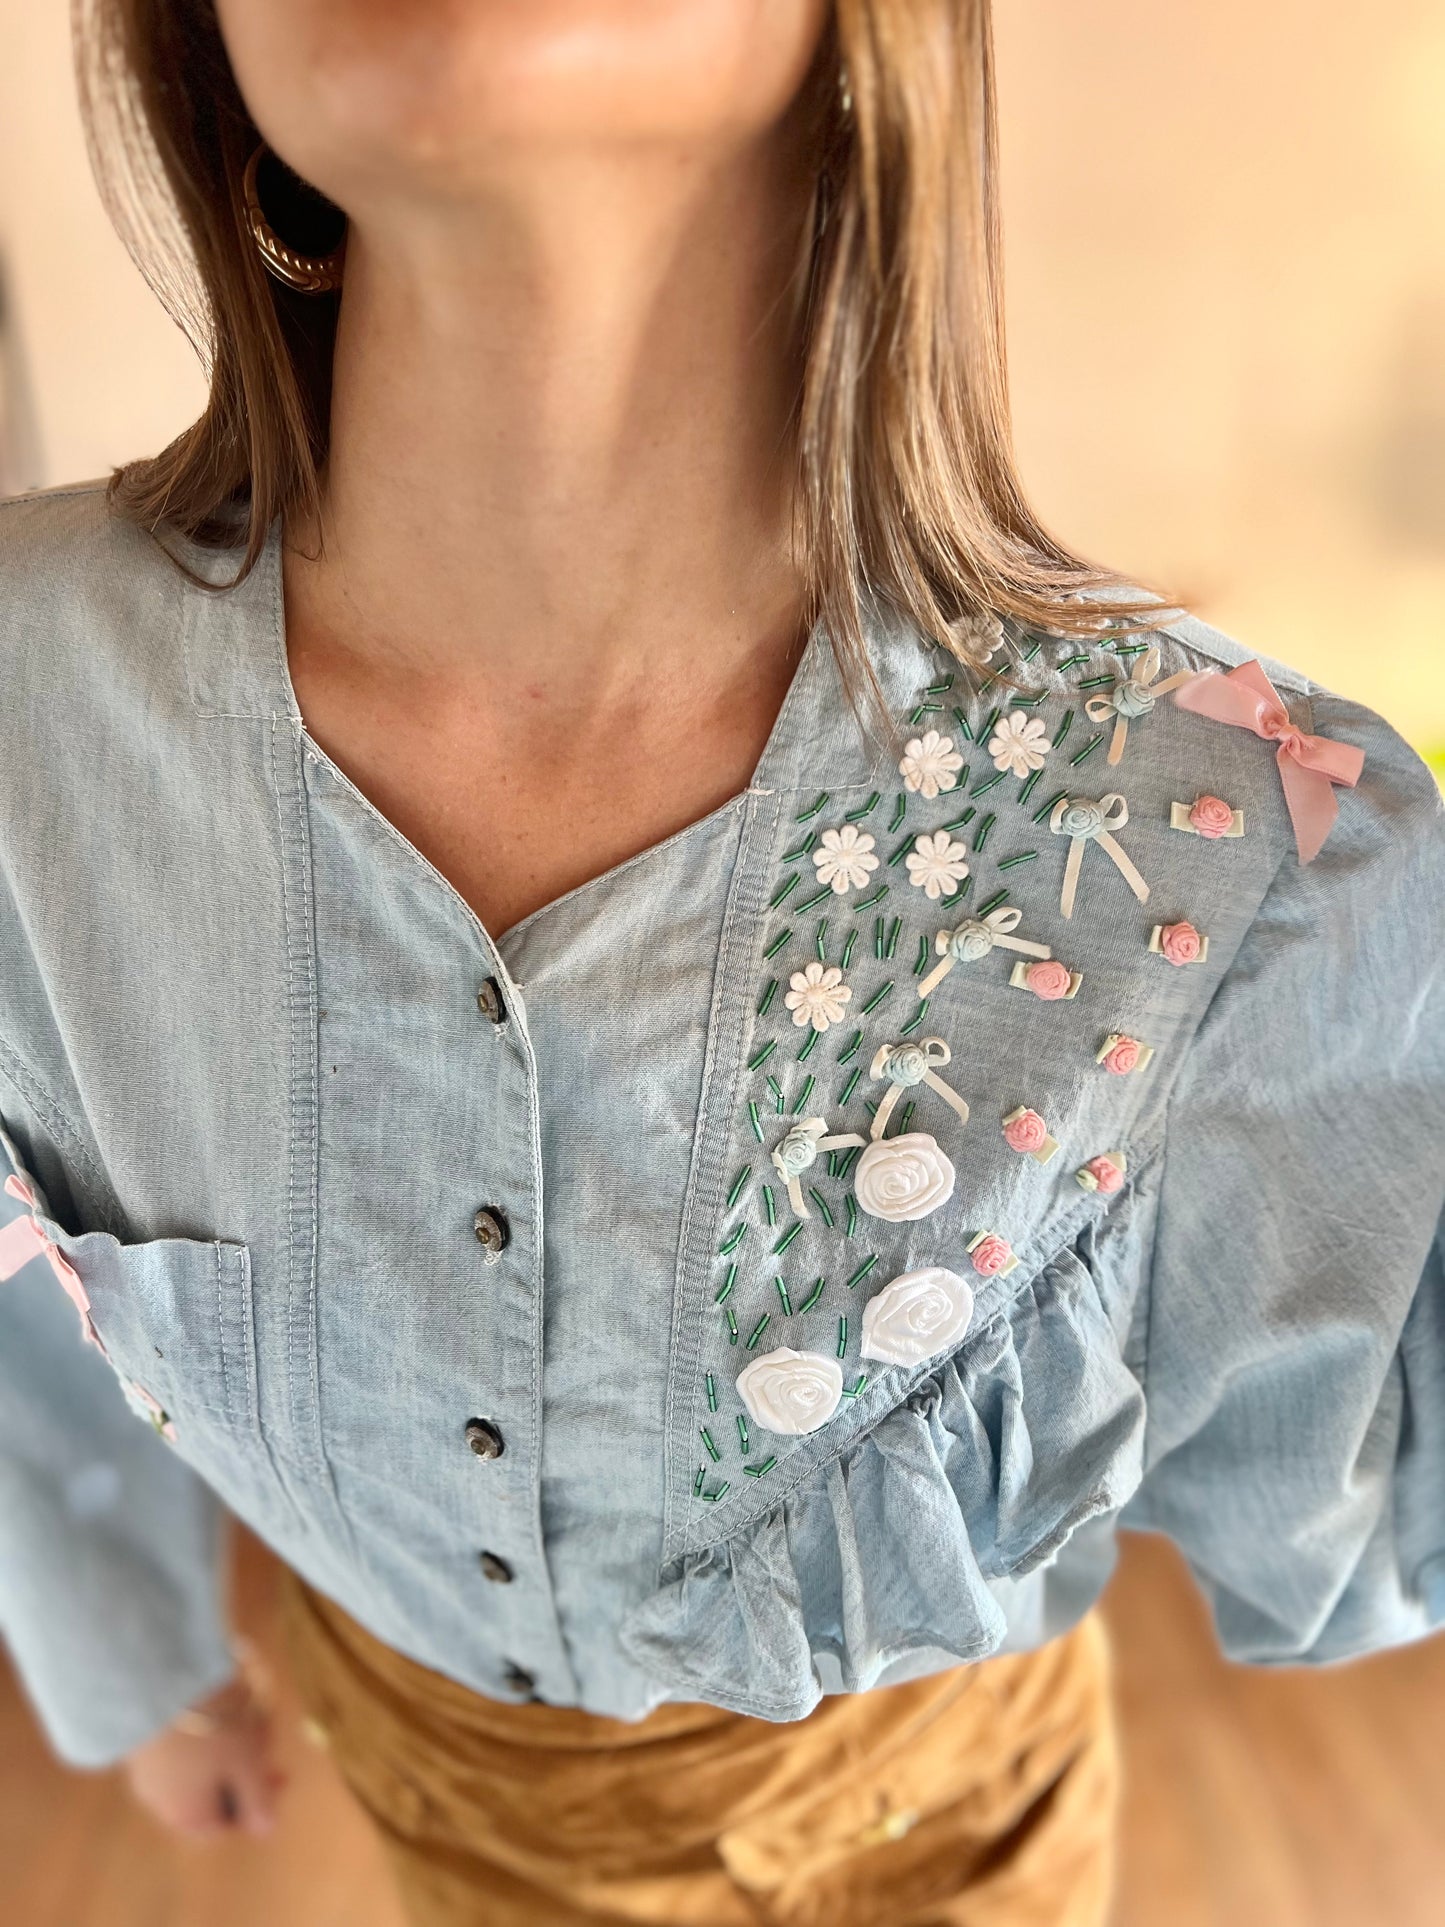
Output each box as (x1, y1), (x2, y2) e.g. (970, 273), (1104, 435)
(1048, 794), (1149, 919)
(770, 1118), (866, 1218)
(917, 906), (1052, 999)
(1171, 658), (1364, 863)
(868, 1037), (970, 1139)
(0, 1173), (102, 1349)
(1084, 645), (1197, 766)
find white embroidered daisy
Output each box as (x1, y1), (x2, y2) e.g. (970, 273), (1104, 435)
(898, 729), (964, 799)
(951, 609), (1008, 662)
(988, 711), (1050, 778)
(783, 961), (852, 1032)
(904, 831), (970, 901)
(811, 824), (879, 895)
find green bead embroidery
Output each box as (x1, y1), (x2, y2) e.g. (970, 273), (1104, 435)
(746, 1039), (776, 1071)
(797, 1275), (826, 1314)
(797, 1028), (820, 1063)
(763, 1184), (776, 1226)
(792, 1074), (815, 1113)
(701, 1425), (721, 1462)
(746, 1312), (771, 1349)
(1055, 652), (1090, 671)
(845, 1194), (860, 1237)
(841, 928), (859, 969)
(854, 885), (888, 911)
(1016, 767), (1043, 805)
(840, 1066), (862, 1105)
(701, 1480), (729, 1502)
(887, 836), (914, 869)
(898, 997), (928, 1037)
(794, 885), (831, 914)
(772, 1221), (803, 1255)
(779, 831), (818, 863)
(718, 1223), (748, 1256)
(726, 1166), (751, 1209)
(842, 1376), (869, 1400)
(705, 1371), (718, 1412)
(1051, 709), (1075, 748)
(836, 1145), (861, 1183)
(747, 1100), (764, 1143)
(757, 979), (777, 1017)
(769, 873), (799, 909)
(951, 706), (974, 742)
(715, 1268), (737, 1305)
(809, 1188), (834, 1227)
(860, 982), (893, 1016)
(725, 1308), (738, 1343)
(694, 1466), (706, 1496)
(971, 770), (1005, 798)
(924, 674), (955, 694)
(737, 1414), (750, 1453)
(837, 1315), (849, 1358)
(1032, 788), (1069, 825)
(775, 1275), (793, 1315)
(997, 850), (1038, 871)
(913, 934), (930, 976)
(762, 928), (792, 960)
(796, 793), (829, 820)
(743, 1456), (777, 1478)
(938, 806), (975, 832)
(815, 920), (828, 963)
(846, 1253), (878, 1288)
(1069, 732), (1105, 766)
(845, 792), (880, 822)
(980, 705), (1001, 744)
(972, 813), (995, 852)
(885, 916), (902, 959)
(976, 886), (1009, 918)
(838, 1029), (864, 1064)
(766, 1073), (785, 1111)
(1076, 673), (1116, 691)
(889, 794), (907, 832)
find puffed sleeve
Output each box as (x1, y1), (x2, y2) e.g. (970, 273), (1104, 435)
(1121, 690), (1445, 1660)
(0, 1108), (236, 1766)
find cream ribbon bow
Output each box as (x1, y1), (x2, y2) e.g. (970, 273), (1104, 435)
(770, 1118), (867, 1217)
(1048, 794), (1150, 919)
(868, 1038), (970, 1139)
(917, 906), (1052, 999)
(1084, 646), (1197, 765)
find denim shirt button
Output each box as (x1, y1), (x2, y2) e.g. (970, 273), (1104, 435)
(473, 1206), (510, 1260)
(463, 1418), (505, 1460)
(478, 1550), (513, 1584)
(476, 978), (506, 1025)
(503, 1661), (537, 1697)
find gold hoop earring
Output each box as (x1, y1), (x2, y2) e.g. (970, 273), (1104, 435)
(241, 144), (346, 295)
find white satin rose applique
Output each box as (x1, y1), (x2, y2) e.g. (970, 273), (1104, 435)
(861, 1267), (975, 1366)
(987, 712), (1050, 779)
(853, 1132), (956, 1222)
(811, 824), (879, 895)
(736, 1347), (844, 1436)
(898, 730), (965, 799)
(783, 961), (852, 1033)
(905, 831), (970, 900)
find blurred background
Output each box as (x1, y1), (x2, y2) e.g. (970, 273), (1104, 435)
(1, 1), (1442, 1923)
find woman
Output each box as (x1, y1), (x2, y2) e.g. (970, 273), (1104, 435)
(1, 2), (1441, 1922)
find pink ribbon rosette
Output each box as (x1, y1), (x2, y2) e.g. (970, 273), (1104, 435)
(1171, 659), (1364, 864)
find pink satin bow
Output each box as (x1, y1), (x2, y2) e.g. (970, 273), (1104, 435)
(0, 1173), (103, 1348)
(1171, 659), (1364, 863)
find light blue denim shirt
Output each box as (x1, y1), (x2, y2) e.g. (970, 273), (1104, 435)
(1, 484), (1442, 1767)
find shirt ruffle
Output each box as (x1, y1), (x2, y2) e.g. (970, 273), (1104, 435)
(621, 1237), (1147, 1720)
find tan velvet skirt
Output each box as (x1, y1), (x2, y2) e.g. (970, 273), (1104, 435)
(278, 1566), (1118, 1927)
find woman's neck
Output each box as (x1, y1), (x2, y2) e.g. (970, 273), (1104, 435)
(288, 125), (816, 703)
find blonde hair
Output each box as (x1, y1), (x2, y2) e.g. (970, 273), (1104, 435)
(75, 0), (1174, 693)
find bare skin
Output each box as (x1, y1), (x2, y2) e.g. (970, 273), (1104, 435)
(124, 0), (830, 1833)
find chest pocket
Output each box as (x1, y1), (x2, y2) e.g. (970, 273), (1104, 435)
(1, 1127), (259, 1474)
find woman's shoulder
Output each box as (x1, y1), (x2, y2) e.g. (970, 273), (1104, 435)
(0, 481), (201, 714)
